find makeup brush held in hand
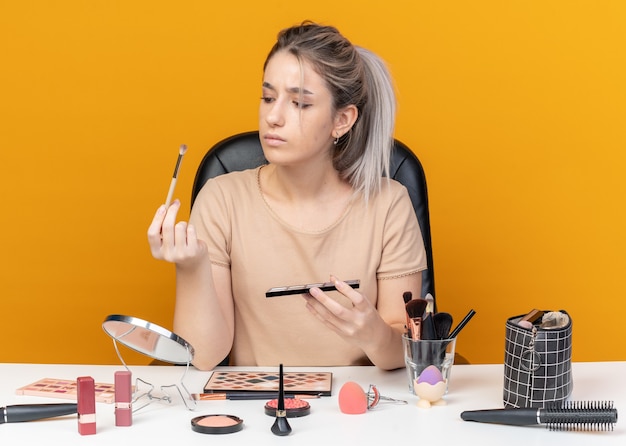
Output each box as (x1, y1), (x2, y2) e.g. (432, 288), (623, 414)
(165, 144), (188, 207)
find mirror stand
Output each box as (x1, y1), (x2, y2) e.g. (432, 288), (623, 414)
(103, 315), (197, 411)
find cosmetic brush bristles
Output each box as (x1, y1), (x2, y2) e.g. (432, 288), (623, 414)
(403, 291), (412, 304)
(164, 144), (187, 207)
(405, 298), (428, 340)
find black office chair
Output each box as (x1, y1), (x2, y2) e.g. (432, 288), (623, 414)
(191, 130), (436, 303)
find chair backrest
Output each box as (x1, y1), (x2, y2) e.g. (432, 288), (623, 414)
(191, 131), (436, 302)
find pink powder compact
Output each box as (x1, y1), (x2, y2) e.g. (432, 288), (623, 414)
(264, 398), (311, 418)
(190, 414), (243, 434)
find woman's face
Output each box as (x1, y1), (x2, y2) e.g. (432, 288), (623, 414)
(259, 50), (336, 167)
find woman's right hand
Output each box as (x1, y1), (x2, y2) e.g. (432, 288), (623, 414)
(147, 199), (208, 267)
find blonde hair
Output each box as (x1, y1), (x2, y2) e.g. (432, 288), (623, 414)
(264, 22), (396, 201)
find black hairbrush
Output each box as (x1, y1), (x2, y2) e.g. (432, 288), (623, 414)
(461, 401), (618, 431)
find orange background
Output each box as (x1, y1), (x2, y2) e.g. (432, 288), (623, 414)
(1, 1), (624, 365)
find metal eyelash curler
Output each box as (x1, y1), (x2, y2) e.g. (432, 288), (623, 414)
(366, 384), (407, 409)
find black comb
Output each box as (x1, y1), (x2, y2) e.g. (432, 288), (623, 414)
(461, 401), (618, 431)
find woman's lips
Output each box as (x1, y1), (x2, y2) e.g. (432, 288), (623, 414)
(263, 133), (286, 146)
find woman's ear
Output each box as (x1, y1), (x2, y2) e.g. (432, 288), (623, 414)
(333, 104), (358, 138)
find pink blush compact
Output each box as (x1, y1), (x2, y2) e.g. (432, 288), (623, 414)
(264, 398), (311, 418)
(191, 414), (243, 434)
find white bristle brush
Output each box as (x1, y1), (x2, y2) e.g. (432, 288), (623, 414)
(165, 144), (187, 207)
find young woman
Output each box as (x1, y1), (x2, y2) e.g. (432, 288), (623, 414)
(148, 22), (426, 370)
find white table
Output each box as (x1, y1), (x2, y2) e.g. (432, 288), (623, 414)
(1, 362), (623, 444)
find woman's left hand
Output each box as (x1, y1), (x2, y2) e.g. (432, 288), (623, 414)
(303, 275), (385, 349)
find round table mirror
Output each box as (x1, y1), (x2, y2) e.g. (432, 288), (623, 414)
(102, 314), (194, 365)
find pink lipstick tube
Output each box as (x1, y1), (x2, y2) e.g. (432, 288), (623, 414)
(114, 371), (132, 426)
(77, 376), (96, 435)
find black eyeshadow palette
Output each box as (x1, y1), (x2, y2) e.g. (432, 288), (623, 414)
(265, 280), (359, 297)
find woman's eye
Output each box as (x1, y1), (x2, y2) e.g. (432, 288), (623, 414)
(260, 96), (275, 103)
(292, 101), (312, 109)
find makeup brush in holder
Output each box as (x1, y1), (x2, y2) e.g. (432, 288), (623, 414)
(433, 312), (453, 340)
(404, 293), (428, 341)
(271, 364), (292, 436)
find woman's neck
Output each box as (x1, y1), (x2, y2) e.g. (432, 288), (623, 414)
(264, 161), (349, 199)
(259, 163), (354, 231)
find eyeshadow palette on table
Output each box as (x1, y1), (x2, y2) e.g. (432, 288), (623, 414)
(203, 371), (333, 396)
(16, 378), (117, 404)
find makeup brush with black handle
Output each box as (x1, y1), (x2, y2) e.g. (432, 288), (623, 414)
(433, 312), (453, 339)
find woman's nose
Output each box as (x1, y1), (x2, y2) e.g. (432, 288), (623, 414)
(263, 100), (285, 127)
